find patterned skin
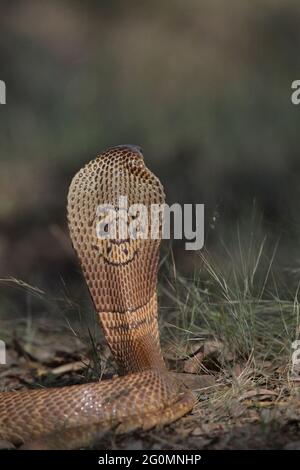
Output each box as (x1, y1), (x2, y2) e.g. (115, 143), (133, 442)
(0, 145), (195, 449)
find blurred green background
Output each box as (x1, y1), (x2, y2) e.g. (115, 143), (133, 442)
(0, 0), (299, 293)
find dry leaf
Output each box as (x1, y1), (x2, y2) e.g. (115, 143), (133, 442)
(51, 360), (89, 376)
(176, 373), (216, 391)
(239, 389), (278, 402)
(184, 350), (204, 374)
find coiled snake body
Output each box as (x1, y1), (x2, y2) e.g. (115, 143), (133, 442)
(0, 145), (195, 449)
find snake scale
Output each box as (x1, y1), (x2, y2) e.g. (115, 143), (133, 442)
(0, 145), (196, 449)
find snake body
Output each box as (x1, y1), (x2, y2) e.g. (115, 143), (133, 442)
(0, 145), (195, 449)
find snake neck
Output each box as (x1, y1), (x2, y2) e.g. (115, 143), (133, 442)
(98, 293), (167, 374)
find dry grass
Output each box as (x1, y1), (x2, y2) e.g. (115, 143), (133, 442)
(1, 231), (300, 449)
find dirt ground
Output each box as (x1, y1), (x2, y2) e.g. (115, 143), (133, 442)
(1, 316), (299, 451)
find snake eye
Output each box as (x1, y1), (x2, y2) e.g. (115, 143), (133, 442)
(107, 245), (112, 254)
(123, 248), (128, 255)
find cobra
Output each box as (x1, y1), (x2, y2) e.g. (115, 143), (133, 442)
(0, 145), (196, 449)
